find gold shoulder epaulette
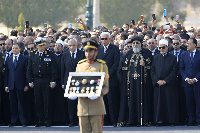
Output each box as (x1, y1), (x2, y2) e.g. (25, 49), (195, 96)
(78, 59), (87, 64)
(97, 59), (106, 64)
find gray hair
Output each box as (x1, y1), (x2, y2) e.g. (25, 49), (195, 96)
(74, 35), (82, 42)
(68, 38), (77, 45)
(100, 32), (111, 38)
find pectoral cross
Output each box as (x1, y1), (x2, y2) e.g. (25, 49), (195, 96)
(132, 71), (140, 80)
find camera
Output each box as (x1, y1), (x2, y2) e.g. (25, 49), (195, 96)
(177, 24), (182, 31)
(164, 9), (167, 17)
(25, 20), (29, 28)
(75, 18), (80, 23)
(152, 14), (156, 20)
(44, 23), (48, 28)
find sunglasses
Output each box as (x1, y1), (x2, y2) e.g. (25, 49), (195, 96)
(28, 47), (34, 50)
(0, 43), (5, 46)
(101, 38), (108, 40)
(173, 42), (180, 45)
(159, 46), (166, 49)
(148, 42), (155, 44)
(132, 42), (140, 44)
(127, 46), (132, 48)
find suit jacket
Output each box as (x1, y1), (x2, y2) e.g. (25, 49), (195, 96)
(4, 54), (28, 90)
(97, 44), (120, 86)
(0, 52), (4, 81)
(61, 49), (85, 86)
(180, 50), (200, 87)
(76, 60), (109, 116)
(170, 49), (184, 77)
(55, 53), (62, 86)
(169, 50), (184, 62)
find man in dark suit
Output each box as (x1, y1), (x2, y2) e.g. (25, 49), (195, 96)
(0, 52), (4, 125)
(27, 39), (57, 127)
(180, 38), (200, 126)
(61, 38), (85, 126)
(4, 43), (28, 127)
(170, 37), (186, 125)
(97, 32), (120, 127)
(1, 38), (12, 125)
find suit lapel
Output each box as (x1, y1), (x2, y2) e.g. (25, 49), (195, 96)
(186, 51), (192, 65)
(192, 50), (199, 65)
(75, 50), (80, 63)
(10, 56), (15, 69)
(103, 44), (112, 59)
(16, 54), (23, 69)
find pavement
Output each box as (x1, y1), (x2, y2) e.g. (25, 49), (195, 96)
(0, 126), (200, 133)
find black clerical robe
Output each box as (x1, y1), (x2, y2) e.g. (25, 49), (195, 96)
(151, 53), (179, 124)
(51, 53), (66, 123)
(118, 48), (153, 126)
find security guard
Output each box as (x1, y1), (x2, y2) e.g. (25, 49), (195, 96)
(69, 41), (109, 133)
(27, 39), (57, 127)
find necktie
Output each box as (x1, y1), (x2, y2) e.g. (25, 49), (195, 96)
(175, 52), (178, 62)
(14, 56), (17, 68)
(104, 46), (108, 53)
(7, 53), (10, 58)
(39, 53), (42, 57)
(175, 52), (178, 57)
(71, 53), (75, 65)
(190, 52), (194, 63)
(72, 53), (75, 59)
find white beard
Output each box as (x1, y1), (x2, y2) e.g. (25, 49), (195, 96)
(133, 46), (141, 53)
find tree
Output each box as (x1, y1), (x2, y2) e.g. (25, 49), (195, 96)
(0, 0), (86, 29)
(17, 13), (25, 32)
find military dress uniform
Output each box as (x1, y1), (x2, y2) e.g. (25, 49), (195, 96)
(27, 48), (57, 126)
(75, 41), (109, 133)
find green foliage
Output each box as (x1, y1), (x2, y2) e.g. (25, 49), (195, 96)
(17, 13), (25, 32)
(0, 0), (86, 29)
(0, 0), (194, 30)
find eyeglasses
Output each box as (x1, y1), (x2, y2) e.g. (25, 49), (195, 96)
(55, 45), (63, 47)
(101, 38), (108, 40)
(132, 42), (140, 44)
(159, 46), (166, 49)
(148, 42), (155, 44)
(173, 42), (180, 45)
(27, 47), (34, 50)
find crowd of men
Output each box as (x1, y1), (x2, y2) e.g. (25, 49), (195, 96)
(0, 15), (200, 128)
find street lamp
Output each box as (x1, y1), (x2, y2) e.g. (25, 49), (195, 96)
(85, 0), (93, 30)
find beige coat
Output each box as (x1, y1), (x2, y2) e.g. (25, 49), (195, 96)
(76, 59), (109, 116)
